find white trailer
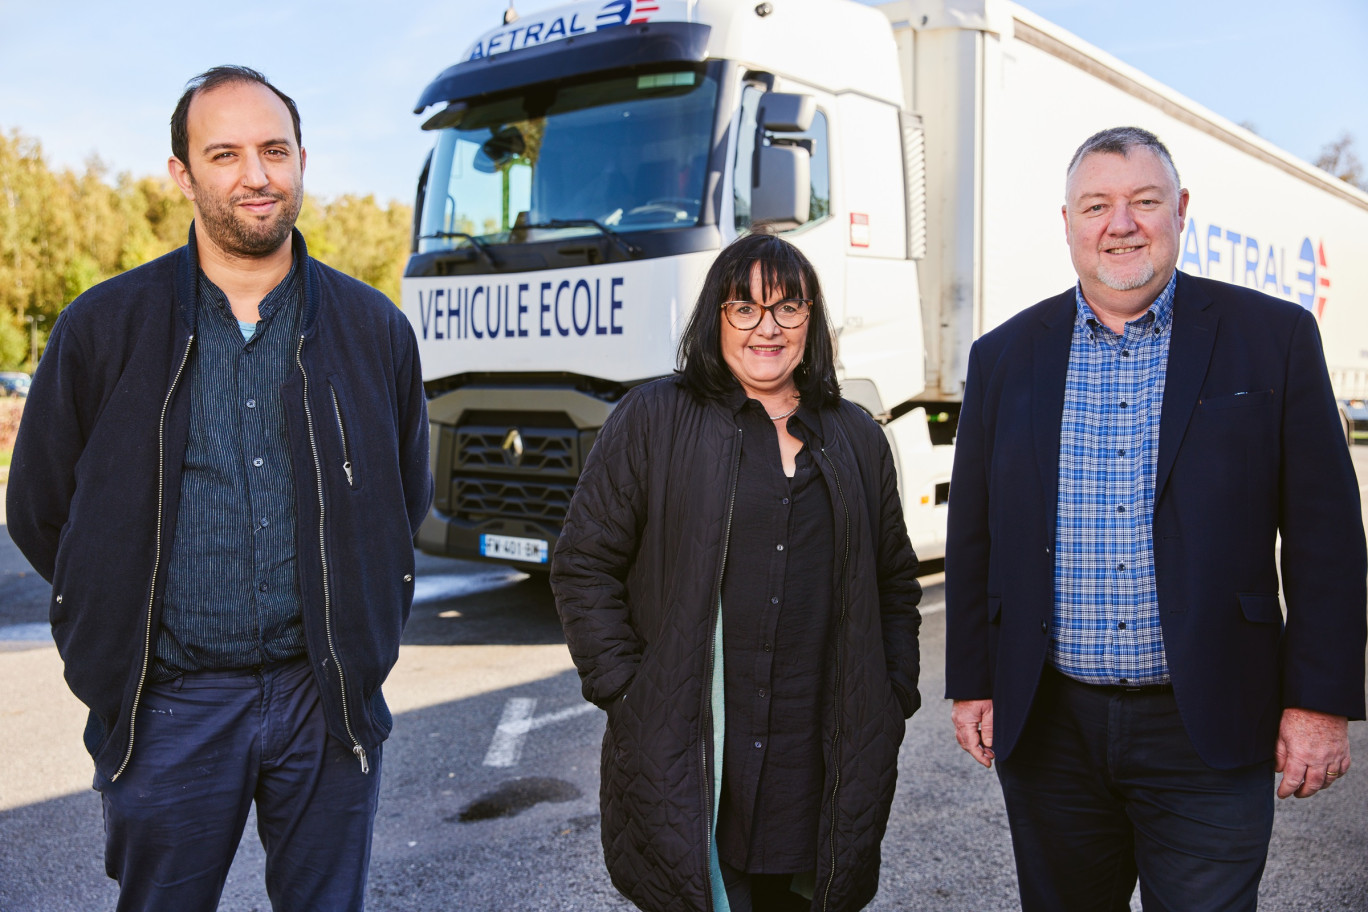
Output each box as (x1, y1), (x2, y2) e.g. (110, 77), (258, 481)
(402, 0), (1368, 571)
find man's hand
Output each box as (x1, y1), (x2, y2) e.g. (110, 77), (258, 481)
(952, 699), (996, 768)
(1274, 708), (1350, 799)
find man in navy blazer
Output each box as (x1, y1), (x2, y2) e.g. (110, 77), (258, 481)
(945, 126), (1366, 910)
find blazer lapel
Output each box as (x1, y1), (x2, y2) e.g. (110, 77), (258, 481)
(1156, 274), (1217, 503)
(1033, 292), (1076, 540)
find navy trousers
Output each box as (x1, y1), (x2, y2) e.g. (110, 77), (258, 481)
(996, 667), (1274, 912)
(95, 657), (383, 912)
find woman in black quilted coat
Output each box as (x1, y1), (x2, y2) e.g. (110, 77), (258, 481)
(551, 233), (922, 912)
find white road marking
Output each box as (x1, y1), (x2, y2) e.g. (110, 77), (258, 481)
(412, 569), (526, 605)
(482, 697), (596, 767)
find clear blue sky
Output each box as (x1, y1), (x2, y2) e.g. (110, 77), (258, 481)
(2, 0), (1363, 204)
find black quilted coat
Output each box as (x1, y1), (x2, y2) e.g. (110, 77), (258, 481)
(551, 377), (922, 912)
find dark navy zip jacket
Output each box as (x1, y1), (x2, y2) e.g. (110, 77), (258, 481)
(7, 226), (433, 780)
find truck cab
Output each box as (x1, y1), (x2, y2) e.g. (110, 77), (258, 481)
(405, 0), (948, 571)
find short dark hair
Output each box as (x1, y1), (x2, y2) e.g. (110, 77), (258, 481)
(676, 231), (841, 408)
(1066, 126), (1181, 192)
(170, 65), (302, 168)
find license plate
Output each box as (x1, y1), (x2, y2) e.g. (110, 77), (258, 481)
(479, 533), (549, 563)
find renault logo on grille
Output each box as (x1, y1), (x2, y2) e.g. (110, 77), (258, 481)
(501, 428), (525, 466)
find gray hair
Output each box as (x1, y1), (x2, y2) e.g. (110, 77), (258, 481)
(1066, 126), (1181, 192)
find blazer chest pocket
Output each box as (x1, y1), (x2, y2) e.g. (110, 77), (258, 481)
(1199, 389), (1273, 411)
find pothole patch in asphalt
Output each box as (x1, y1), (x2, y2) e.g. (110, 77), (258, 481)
(453, 777), (582, 822)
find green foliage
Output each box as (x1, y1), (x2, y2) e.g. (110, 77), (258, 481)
(1315, 133), (1365, 191)
(0, 126), (413, 371)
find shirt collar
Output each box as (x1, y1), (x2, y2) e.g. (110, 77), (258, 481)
(1074, 270), (1177, 336)
(197, 250), (302, 327)
(724, 379), (823, 441)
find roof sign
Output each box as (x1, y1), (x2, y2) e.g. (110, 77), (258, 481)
(465, 0), (685, 61)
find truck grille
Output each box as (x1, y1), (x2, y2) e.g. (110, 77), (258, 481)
(454, 426), (579, 477)
(451, 477), (575, 524)
(444, 423), (585, 524)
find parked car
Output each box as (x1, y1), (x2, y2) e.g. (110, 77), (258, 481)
(1343, 398), (1368, 446)
(0, 372), (31, 398)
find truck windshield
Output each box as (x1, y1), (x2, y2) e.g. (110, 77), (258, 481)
(418, 67), (719, 254)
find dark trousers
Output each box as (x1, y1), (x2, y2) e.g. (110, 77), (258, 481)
(996, 668), (1274, 912)
(95, 657), (383, 912)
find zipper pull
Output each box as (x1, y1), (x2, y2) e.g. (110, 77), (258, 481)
(353, 744), (370, 774)
(343, 460), (354, 487)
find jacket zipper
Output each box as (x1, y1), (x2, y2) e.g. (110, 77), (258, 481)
(298, 336), (369, 773)
(330, 387), (354, 487)
(112, 333), (195, 782)
(819, 446), (852, 911)
(701, 425), (743, 912)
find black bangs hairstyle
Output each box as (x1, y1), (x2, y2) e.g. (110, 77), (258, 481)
(676, 231), (841, 408)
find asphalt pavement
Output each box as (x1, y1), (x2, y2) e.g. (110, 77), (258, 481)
(2, 470), (1367, 910)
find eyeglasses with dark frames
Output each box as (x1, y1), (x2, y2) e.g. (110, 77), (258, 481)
(720, 298), (813, 330)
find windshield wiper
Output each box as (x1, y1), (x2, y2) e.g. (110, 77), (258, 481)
(519, 219), (643, 259)
(417, 231), (498, 267)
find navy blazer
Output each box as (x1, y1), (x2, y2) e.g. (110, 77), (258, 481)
(945, 271), (1367, 769)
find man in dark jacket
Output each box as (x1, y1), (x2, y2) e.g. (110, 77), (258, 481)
(6, 66), (432, 911)
(946, 126), (1365, 910)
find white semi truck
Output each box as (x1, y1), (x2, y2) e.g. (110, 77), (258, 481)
(402, 0), (1368, 571)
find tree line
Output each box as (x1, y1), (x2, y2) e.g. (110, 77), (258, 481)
(0, 127), (412, 371)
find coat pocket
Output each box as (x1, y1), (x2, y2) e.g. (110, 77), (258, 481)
(1199, 389), (1274, 411)
(1237, 592), (1284, 625)
(326, 378), (363, 490)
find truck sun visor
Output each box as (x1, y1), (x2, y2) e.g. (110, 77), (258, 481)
(414, 22), (712, 115)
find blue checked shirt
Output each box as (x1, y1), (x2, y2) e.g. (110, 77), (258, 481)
(1051, 272), (1176, 686)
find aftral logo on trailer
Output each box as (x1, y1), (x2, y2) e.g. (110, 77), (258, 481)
(1312, 239), (1330, 320)
(1178, 220), (1330, 318)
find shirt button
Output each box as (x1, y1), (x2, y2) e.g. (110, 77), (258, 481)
(1117, 562), (1126, 571)
(754, 741), (763, 749)
(253, 457), (264, 467)
(770, 596), (779, 605)
(1040, 621), (1048, 634)
(246, 398), (257, 408)
(1118, 621), (1127, 629)
(1119, 678), (1129, 685)
(258, 582), (268, 592)
(1121, 350), (1131, 357)
(781, 497), (790, 505)
(758, 688), (767, 698)
(776, 544), (784, 551)
(1119, 401), (1129, 409)
(260, 517), (270, 528)
(1116, 505), (1125, 513)
(1118, 448), (1126, 457)
(763, 643), (772, 652)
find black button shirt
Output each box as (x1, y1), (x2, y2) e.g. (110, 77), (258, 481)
(154, 255), (305, 679)
(716, 395), (835, 873)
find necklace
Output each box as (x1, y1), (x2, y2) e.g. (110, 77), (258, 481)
(767, 404), (799, 421)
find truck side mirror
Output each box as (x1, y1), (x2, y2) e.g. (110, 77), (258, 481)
(759, 93), (816, 132)
(750, 92), (816, 230)
(751, 144), (811, 230)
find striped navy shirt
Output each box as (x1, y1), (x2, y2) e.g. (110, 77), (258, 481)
(154, 255), (305, 679)
(1051, 272), (1176, 686)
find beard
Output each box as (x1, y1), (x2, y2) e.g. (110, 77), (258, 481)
(191, 175), (303, 258)
(1095, 250), (1155, 292)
